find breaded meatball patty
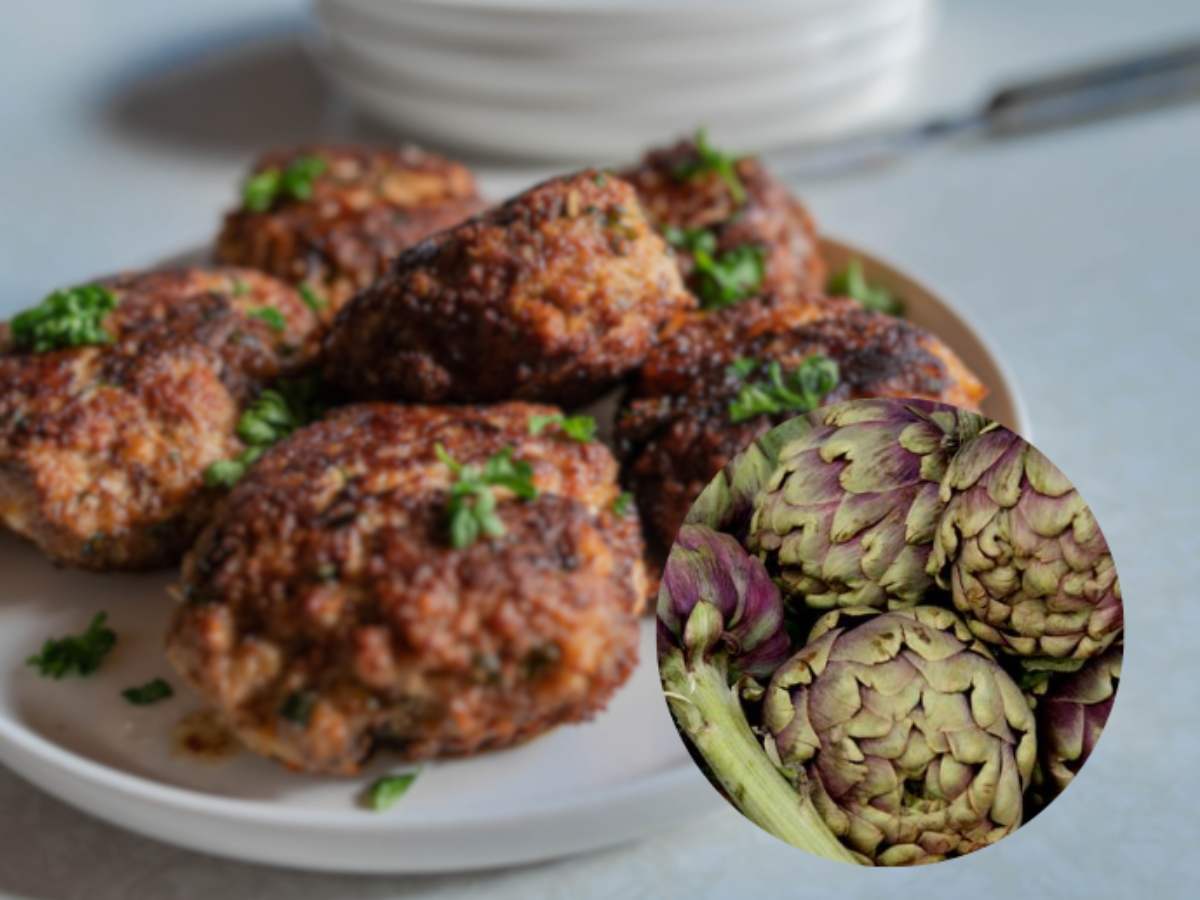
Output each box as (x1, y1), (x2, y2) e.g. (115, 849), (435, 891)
(622, 135), (825, 302)
(616, 294), (986, 562)
(0, 268), (319, 569)
(215, 144), (485, 320)
(323, 170), (694, 406)
(167, 402), (645, 774)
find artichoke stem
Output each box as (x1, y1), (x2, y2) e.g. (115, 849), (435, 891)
(661, 648), (861, 865)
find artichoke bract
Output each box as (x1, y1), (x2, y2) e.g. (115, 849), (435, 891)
(927, 425), (1123, 660)
(657, 524), (859, 864)
(748, 399), (984, 612)
(1038, 646), (1121, 793)
(764, 606), (1037, 865)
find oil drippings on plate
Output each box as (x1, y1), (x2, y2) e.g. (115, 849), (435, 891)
(171, 708), (240, 763)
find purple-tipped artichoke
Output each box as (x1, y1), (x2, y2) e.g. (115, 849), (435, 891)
(928, 425), (1123, 660)
(1038, 646), (1121, 793)
(658, 523), (791, 677)
(748, 399), (984, 611)
(657, 524), (859, 864)
(763, 606), (1037, 865)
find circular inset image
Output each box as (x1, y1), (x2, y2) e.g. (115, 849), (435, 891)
(656, 398), (1123, 866)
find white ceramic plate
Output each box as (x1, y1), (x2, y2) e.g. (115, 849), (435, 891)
(0, 238), (1024, 874)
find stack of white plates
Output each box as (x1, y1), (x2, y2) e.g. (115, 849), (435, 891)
(313, 0), (935, 162)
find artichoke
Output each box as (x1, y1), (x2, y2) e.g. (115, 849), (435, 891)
(927, 425), (1123, 660)
(749, 399), (984, 612)
(657, 524), (859, 864)
(1037, 645), (1121, 793)
(763, 606), (1037, 865)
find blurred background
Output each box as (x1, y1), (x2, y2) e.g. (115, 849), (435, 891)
(2, 1), (1199, 898)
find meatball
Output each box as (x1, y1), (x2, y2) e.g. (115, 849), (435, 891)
(166, 402), (645, 774)
(0, 268), (319, 569)
(622, 136), (825, 302)
(322, 170), (694, 406)
(215, 144), (485, 321)
(616, 294), (987, 564)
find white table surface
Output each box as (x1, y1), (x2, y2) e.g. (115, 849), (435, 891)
(2, 0), (1199, 897)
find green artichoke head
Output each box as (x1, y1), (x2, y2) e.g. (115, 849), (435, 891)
(1038, 645), (1121, 794)
(763, 606), (1037, 865)
(748, 399), (984, 612)
(927, 425), (1123, 660)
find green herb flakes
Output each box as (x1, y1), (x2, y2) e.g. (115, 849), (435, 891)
(612, 491), (634, 517)
(827, 259), (903, 316)
(242, 155), (327, 213)
(728, 356), (839, 423)
(248, 307), (286, 333)
(528, 413), (597, 443)
(26, 612), (117, 679)
(298, 283), (327, 313)
(280, 690), (316, 725)
(122, 678), (174, 706)
(665, 226), (764, 309)
(436, 444), (538, 549)
(203, 377), (324, 488)
(673, 128), (746, 205)
(10, 284), (118, 353)
(365, 772), (419, 811)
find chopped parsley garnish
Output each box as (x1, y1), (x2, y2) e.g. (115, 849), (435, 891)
(203, 377), (324, 488)
(122, 678), (174, 706)
(281, 690), (317, 725)
(242, 155), (327, 213)
(528, 413), (597, 443)
(365, 772), (419, 811)
(726, 357), (758, 379)
(436, 444), (538, 549)
(26, 613), (117, 679)
(827, 259), (903, 316)
(592, 171), (608, 187)
(673, 128), (746, 205)
(612, 491), (634, 516)
(248, 307), (286, 333)
(298, 283), (327, 313)
(231, 278), (250, 297)
(728, 356), (839, 423)
(10, 284), (118, 353)
(665, 226), (764, 309)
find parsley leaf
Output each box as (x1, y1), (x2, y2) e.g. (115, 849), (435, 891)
(528, 413), (597, 443)
(26, 613), (117, 679)
(436, 444), (539, 548)
(242, 155), (327, 212)
(122, 678), (174, 706)
(612, 491), (634, 516)
(298, 283), (327, 313)
(728, 356), (839, 423)
(365, 772), (419, 811)
(281, 690), (317, 725)
(203, 377), (324, 488)
(10, 284), (118, 353)
(665, 227), (764, 309)
(248, 307), (287, 333)
(827, 259), (904, 316)
(726, 357), (758, 380)
(673, 128), (746, 205)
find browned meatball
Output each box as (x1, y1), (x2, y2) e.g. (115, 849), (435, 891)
(622, 136), (825, 302)
(166, 402), (645, 774)
(322, 171), (694, 406)
(215, 144), (485, 321)
(0, 268), (319, 569)
(616, 294), (987, 565)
